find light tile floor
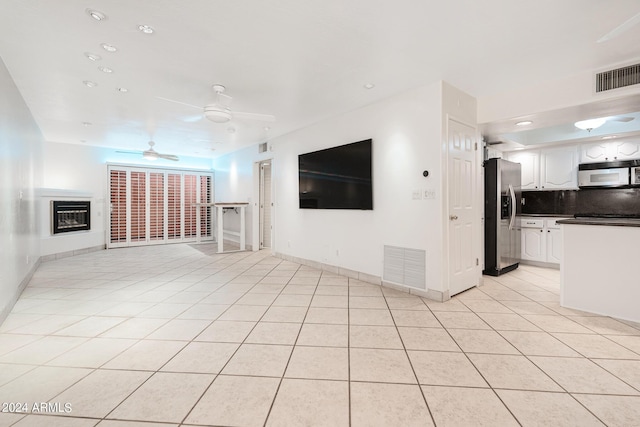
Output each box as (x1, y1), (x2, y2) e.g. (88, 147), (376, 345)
(1, 244), (639, 426)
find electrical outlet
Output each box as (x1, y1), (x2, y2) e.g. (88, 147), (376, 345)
(424, 189), (436, 199)
(412, 189), (422, 200)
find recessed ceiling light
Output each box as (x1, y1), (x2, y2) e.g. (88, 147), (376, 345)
(84, 52), (101, 61)
(86, 9), (106, 21)
(264, 126), (271, 131)
(101, 43), (117, 53)
(83, 80), (97, 88)
(363, 83), (375, 89)
(116, 87), (128, 92)
(98, 66), (113, 73)
(137, 24), (154, 34)
(82, 122), (92, 126)
(516, 120), (533, 126)
(602, 135), (617, 140)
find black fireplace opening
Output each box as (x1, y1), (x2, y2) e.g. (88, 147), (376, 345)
(52, 200), (91, 234)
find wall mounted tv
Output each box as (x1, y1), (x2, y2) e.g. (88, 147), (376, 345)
(298, 139), (373, 210)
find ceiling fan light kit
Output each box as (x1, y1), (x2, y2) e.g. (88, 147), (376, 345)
(574, 117), (607, 131)
(204, 106), (232, 123)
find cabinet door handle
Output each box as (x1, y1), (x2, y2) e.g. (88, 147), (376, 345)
(449, 215), (458, 221)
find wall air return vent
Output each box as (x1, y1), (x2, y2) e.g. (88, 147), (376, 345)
(383, 245), (426, 290)
(595, 63), (640, 93)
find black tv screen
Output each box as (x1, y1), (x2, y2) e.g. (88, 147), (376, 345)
(298, 139), (373, 210)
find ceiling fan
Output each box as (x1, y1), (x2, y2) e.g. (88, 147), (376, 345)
(157, 84), (275, 124)
(597, 11), (640, 43)
(116, 141), (179, 161)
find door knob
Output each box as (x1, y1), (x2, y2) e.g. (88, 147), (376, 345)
(449, 215), (458, 221)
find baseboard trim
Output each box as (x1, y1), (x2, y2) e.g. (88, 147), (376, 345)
(0, 257), (41, 326)
(274, 252), (445, 301)
(41, 244), (106, 263)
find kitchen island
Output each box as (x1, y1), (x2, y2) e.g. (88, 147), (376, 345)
(557, 217), (640, 323)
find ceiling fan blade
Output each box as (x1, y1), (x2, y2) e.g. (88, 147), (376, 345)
(155, 96), (202, 110)
(608, 116), (634, 123)
(597, 11), (640, 43)
(233, 111), (276, 122)
(158, 153), (180, 161)
(115, 150), (143, 154)
(217, 92), (233, 107)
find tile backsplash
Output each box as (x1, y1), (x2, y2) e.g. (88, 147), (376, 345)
(522, 188), (640, 216)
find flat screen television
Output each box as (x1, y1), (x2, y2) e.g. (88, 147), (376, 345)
(298, 139), (373, 210)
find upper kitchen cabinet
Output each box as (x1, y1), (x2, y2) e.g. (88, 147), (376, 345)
(580, 140), (640, 163)
(506, 150), (539, 190)
(506, 146), (578, 190)
(539, 146), (578, 190)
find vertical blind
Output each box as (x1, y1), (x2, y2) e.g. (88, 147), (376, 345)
(108, 165), (214, 248)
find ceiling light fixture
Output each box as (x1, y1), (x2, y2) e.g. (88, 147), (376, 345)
(137, 25), (154, 34)
(515, 120), (533, 126)
(98, 66), (113, 73)
(204, 107), (232, 123)
(575, 118), (607, 131)
(363, 83), (375, 89)
(602, 135), (617, 140)
(143, 151), (158, 160)
(84, 52), (101, 61)
(86, 9), (106, 21)
(101, 43), (118, 53)
(82, 122), (92, 126)
(83, 80), (97, 88)
(116, 87), (128, 93)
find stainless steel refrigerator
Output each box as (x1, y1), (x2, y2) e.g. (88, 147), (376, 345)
(483, 158), (521, 276)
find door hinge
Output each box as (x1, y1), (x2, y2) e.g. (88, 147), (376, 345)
(474, 142), (478, 151)
(476, 258), (479, 266)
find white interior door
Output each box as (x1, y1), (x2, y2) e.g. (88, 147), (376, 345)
(259, 160), (272, 249)
(448, 118), (479, 296)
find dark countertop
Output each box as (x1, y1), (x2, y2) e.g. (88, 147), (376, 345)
(519, 214), (574, 218)
(557, 218), (640, 227)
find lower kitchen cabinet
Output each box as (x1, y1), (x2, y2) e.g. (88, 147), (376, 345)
(521, 219), (545, 261)
(520, 217), (563, 266)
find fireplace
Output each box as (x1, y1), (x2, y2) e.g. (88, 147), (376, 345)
(52, 200), (91, 234)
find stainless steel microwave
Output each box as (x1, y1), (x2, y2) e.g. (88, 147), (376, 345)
(632, 166), (640, 186)
(578, 166), (629, 188)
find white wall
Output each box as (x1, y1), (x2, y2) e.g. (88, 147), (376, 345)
(0, 56), (43, 321)
(41, 142), (214, 256)
(214, 81), (480, 295)
(212, 145), (272, 248)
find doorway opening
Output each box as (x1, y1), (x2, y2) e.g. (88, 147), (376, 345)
(259, 160), (273, 249)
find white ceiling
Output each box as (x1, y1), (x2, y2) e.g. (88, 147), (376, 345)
(1, 0), (639, 158)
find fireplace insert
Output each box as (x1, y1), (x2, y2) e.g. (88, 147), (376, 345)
(52, 200), (91, 234)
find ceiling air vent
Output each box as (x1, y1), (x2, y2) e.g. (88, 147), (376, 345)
(595, 63), (640, 93)
(258, 142), (268, 153)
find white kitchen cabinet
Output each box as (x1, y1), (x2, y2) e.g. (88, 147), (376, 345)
(539, 146), (578, 190)
(580, 140), (640, 163)
(520, 219), (545, 262)
(507, 147), (577, 191)
(506, 151), (540, 190)
(545, 219), (562, 264)
(520, 217), (562, 265)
